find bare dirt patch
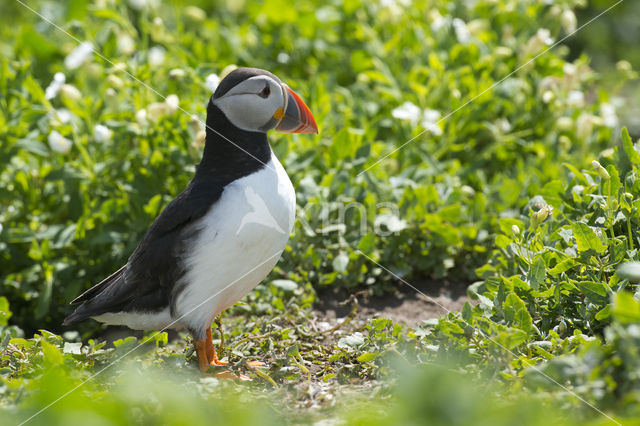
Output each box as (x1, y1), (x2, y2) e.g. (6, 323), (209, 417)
(313, 279), (470, 328)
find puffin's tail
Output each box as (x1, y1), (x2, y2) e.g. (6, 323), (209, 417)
(63, 265), (126, 325)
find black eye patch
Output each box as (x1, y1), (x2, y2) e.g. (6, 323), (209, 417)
(258, 84), (271, 98)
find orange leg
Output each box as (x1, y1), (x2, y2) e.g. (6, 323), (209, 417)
(206, 328), (227, 366)
(194, 338), (210, 372)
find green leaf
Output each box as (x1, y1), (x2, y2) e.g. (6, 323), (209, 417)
(144, 194), (163, 216)
(0, 297), (11, 326)
(571, 223), (606, 254)
(15, 138), (50, 156)
(612, 291), (640, 324)
(548, 258), (575, 276)
(621, 127), (640, 164)
(575, 281), (609, 304)
(503, 293), (532, 333)
(595, 305), (612, 321)
(357, 233), (376, 253)
(41, 340), (64, 365)
(438, 321), (465, 336)
(356, 352), (379, 363)
(527, 257), (546, 291)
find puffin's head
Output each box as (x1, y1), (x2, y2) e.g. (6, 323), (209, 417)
(210, 67), (318, 134)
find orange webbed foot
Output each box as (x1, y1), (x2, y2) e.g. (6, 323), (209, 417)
(246, 360), (266, 369)
(210, 358), (228, 366)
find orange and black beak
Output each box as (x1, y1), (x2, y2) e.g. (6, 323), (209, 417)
(275, 86), (318, 134)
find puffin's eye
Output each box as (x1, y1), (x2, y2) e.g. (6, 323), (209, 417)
(259, 85), (271, 98)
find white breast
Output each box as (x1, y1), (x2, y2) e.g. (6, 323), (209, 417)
(173, 151), (296, 332)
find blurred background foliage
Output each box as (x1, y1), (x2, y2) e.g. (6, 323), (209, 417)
(2, 0), (640, 424)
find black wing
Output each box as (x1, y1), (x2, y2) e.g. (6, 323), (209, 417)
(63, 175), (224, 325)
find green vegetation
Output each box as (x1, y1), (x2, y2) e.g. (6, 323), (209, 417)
(1, 0), (639, 424)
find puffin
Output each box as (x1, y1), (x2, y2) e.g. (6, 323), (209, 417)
(63, 67), (317, 371)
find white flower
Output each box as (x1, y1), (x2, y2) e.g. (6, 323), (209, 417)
(135, 109), (147, 123)
(496, 118), (512, 133)
(430, 10), (447, 32)
(65, 41), (93, 70)
(148, 46), (165, 66)
(576, 113), (597, 140)
(185, 6), (206, 22)
(117, 34), (135, 55)
(392, 101), (421, 124)
(617, 60), (633, 73)
(542, 91), (554, 103)
(205, 73), (220, 93)
(54, 108), (73, 124)
(563, 63), (577, 77)
(189, 114), (202, 132)
(112, 62), (127, 73)
(381, 0), (412, 6)
(380, 0), (411, 16)
(524, 29), (554, 55)
(557, 116), (573, 131)
(561, 9), (577, 33)
(48, 131), (72, 154)
(128, 0), (148, 10)
(195, 130), (206, 146)
(421, 109), (442, 135)
(153, 17), (163, 27)
(277, 52), (290, 64)
(601, 103), (619, 128)
(45, 72), (66, 100)
(315, 6), (339, 22)
(536, 29), (554, 46)
(374, 213), (408, 233)
(107, 75), (124, 88)
(169, 68), (186, 79)
(147, 102), (168, 122)
(60, 84), (82, 101)
(94, 124), (112, 142)
(452, 18), (472, 44)
(165, 94), (179, 113)
(567, 90), (584, 107)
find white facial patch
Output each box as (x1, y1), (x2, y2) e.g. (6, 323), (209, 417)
(213, 76), (286, 132)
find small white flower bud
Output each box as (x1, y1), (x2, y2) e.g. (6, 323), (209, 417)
(94, 124), (112, 143)
(205, 73), (220, 93)
(135, 108), (147, 124)
(185, 6), (206, 22)
(169, 68), (186, 79)
(592, 160), (610, 180)
(107, 75), (124, 89)
(48, 130), (72, 154)
(165, 94), (179, 113)
(195, 130), (206, 146)
(557, 116), (573, 131)
(561, 9), (577, 33)
(148, 46), (165, 66)
(147, 102), (168, 122)
(60, 84), (82, 102)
